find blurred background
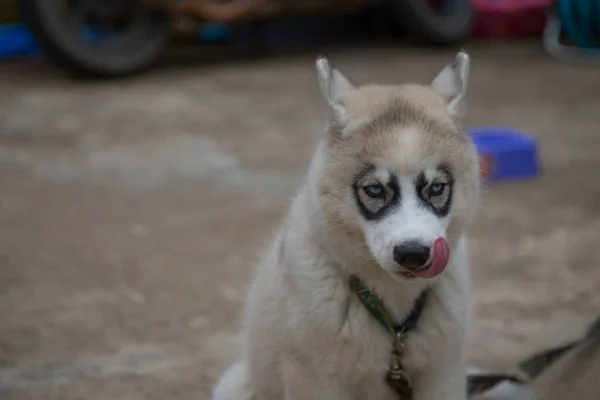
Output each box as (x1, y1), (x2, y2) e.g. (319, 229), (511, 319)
(1, 0), (600, 398)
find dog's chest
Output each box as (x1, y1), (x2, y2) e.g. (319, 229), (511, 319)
(336, 301), (414, 400)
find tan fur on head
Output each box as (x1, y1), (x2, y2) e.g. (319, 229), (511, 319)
(313, 53), (479, 281)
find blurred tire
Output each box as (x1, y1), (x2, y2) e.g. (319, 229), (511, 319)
(18, 0), (170, 78)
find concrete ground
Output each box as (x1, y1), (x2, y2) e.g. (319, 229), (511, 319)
(1, 40), (599, 399)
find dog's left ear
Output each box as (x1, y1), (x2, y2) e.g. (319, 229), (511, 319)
(315, 56), (356, 130)
(431, 51), (470, 120)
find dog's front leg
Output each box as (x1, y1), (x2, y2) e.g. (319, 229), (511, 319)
(406, 296), (469, 399)
(413, 363), (466, 400)
(281, 354), (352, 400)
(410, 340), (467, 400)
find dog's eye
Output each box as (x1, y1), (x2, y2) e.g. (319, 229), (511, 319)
(363, 184), (385, 198)
(429, 183), (446, 197)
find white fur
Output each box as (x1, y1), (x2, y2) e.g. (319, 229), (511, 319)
(360, 174), (449, 277)
(213, 182), (471, 400)
(432, 51), (470, 119)
(213, 53), (476, 400)
(212, 361), (253, 400)
(315, 56), (356, 130)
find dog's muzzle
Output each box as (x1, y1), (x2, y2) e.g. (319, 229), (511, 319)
(395, 237), (450, 278)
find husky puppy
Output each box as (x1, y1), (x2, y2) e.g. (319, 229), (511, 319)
(213, 52), (480, 400)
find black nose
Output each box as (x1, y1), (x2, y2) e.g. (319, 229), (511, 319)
(393, 242), (431, 269)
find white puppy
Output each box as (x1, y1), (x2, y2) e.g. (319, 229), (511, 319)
(213, 52), (480, 400)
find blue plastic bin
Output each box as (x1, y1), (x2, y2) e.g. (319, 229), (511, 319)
(467, 126), (540, 182)
(0, 23), (39, 58)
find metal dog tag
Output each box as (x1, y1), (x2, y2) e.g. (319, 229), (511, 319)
(386, 332), (413, 399)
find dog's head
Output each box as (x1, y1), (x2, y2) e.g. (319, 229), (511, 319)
(314, 53), (480, 280)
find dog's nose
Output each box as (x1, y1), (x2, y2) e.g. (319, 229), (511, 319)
(393, 242), (431, 270)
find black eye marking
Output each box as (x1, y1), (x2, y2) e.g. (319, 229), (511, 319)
(352, 166), (400, 221)
(415, 166), (454, 217)
(363, 184), (385, 198)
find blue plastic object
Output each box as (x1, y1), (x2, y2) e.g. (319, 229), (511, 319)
(544, 0), (600, 64)
(556, 0), (599, 50)
(467, 126), (539, 182)
(0, 23), (123, 60)
(0, 23), (39, 59)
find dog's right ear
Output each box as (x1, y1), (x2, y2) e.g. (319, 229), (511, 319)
(315, 56), (355, 131)
(431, 51), (470, 121)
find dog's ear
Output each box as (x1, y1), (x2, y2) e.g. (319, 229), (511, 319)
(315, 56), (355, 130)
(431, 51), (470, 120)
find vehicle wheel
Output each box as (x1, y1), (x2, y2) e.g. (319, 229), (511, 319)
(18, 0), (170, 78)
(388, 0), (474, 45)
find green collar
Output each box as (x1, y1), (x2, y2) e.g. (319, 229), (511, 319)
(350, 275), (429, 339)
(350, 275), (564, 398)
(350, 275), (429, 399)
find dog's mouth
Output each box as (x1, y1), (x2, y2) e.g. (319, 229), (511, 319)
(403, 237), (450, 279)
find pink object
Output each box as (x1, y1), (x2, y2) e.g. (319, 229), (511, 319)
(407, 237), (450, 279)
(471, 0), (555, 38)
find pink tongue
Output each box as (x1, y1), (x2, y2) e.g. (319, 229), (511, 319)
(409, 237), (450, 278)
